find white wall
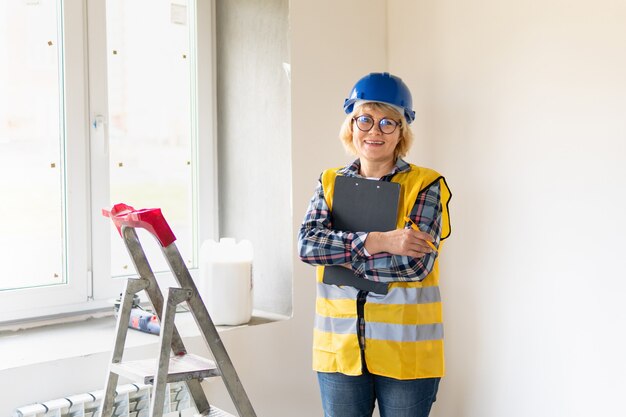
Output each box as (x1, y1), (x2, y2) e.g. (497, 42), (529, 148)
(215, 0), (293, 316)
(388, 1), (626, 416)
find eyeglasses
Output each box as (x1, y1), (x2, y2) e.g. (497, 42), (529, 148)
(352, 115), (402, 135)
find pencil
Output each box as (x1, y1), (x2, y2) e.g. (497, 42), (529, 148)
(403, 216), (438, 253)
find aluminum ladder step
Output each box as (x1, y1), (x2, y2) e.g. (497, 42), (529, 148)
(110, 353), (220, 384)
(207, 406), (237, 417)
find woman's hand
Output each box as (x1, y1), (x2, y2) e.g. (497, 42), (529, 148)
(364, 229), (435, 258)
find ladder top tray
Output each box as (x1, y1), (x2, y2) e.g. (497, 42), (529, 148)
(110, 353), (220, 384)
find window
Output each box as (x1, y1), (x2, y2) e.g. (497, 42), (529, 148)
(0, 0), (216, 323)
(0, 0), (65, 292)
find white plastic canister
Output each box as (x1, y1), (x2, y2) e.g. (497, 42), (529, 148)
(198, 238), (253, 325)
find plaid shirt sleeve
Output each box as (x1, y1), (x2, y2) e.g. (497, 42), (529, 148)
(298, 178), (443, 283)
(297, 179), (369, 268)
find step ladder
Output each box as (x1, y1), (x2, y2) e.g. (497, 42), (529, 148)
(99, 203), (257, 417)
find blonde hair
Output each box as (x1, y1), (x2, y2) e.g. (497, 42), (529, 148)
(339, 102), (414, 159)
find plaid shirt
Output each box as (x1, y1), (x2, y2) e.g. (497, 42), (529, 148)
(298, 158), (442, 283)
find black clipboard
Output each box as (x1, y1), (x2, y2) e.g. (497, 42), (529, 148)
(323, 176), (400, 294)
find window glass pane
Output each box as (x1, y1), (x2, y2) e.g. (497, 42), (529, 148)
(0, 0), (65, 291)
(106, 0), (194, 276)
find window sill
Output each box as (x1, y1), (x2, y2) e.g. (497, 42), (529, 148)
(0, 309), (289, 372)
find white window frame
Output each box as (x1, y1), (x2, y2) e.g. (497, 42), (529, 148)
(0, 0), (218, 324)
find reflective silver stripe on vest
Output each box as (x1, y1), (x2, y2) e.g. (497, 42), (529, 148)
(317, 282), (359, 300)
(365, 322), (443, 342)
(318, 282), (441, 305)
(367, 285), (441, 305)
(314, 315), (357, 335)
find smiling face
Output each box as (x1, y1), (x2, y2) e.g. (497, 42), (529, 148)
(338, 101), (414, 168)
(351, 106), (402, 167)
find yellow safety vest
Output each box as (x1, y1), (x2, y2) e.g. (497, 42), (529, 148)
(312, 164), (451, 380)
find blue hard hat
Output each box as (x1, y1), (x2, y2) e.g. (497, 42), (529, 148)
(343, 72), (416, 124)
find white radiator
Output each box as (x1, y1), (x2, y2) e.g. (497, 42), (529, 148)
(13, 382), (194, 417)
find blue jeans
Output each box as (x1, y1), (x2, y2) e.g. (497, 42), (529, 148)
(317, 372), (440, 417)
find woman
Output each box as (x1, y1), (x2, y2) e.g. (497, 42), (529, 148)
(298, 72), (452, 417)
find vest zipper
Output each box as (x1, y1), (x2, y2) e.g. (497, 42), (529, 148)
(356, 290), (368, 373)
